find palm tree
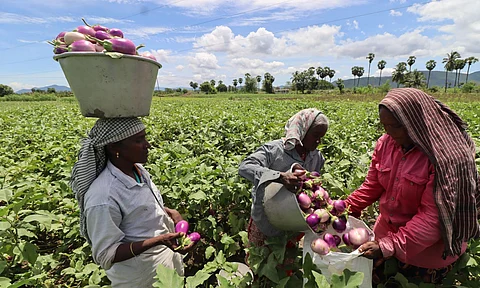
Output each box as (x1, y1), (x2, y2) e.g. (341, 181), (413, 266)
(244, 73), (251, 79)
(356, 67), (365, 87)
(256, 75), (262, 92)
(407, 56), (416, 72)
(366, 53), (375, 86)
(210, 79), (216, 87)
(316, 67), (323, 80)
(392, 62), (407, 88)
(454, 59), (466, 87)
(377, 60), (387, 86)
(465, 56), (479, 83)
(351, 66), (358, 86)
(425, 60), (436, 89)
(319, 67), (329, 82)
(442, 51), (461, 92)
(238, 77), (243, 88)
(233, 79), (238, 91)
(327, 69), (335, 82)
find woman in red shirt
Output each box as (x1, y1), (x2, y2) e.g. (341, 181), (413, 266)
(345, 88), (480, 285)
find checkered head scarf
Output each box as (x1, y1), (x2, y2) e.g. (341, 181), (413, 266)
(69, 117), (145, 242)
(283, 108), (328, 150)
(380, 88), (480, 258)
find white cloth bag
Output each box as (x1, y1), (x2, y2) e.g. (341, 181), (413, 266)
(303, 216), (374, 288)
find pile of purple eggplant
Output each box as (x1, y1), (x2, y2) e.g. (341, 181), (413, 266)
(48, 18), (157, 61)
(295, 170), (371, 255)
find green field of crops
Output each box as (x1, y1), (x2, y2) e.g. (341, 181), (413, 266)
(1, 96), (480, 287)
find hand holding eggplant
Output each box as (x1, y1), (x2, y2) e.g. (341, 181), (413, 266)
(358, 240), (383, 259)
(280, 170), (304, 192)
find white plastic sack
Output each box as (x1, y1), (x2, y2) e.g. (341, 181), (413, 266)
(303, 216), (374, 288)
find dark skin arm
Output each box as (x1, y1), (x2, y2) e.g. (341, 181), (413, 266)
(113, 207), (195, 263)
(358, 241), (383, 259)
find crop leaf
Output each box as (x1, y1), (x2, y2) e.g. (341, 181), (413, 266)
(154, 264), (184, 288)
(331, 269), (364, 288)
(186, 270), (211, 288)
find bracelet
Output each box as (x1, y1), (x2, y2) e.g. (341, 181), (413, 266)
(130, 242), (136, 257)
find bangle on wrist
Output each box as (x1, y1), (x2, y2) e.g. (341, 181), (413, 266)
(130, 242), (136, 257)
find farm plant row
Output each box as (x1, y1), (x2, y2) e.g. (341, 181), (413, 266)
(1, 98), (480, 287)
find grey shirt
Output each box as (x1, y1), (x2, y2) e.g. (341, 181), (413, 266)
(238, 139), (325, 236)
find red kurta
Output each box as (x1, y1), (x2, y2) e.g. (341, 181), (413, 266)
(346, 134), (466, 269)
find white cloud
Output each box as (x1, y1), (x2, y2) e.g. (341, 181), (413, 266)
(188, 52), (220, 70)
(151, 49), (172, 63)
(176, 65), (185, 71)
(390, 10), (403, 17)
(378, 24), (384, 29)
(389, 0), (406, 3)
(346, 20), (359, 30)
(336, 30), (434, 59)
(229, 58), (284, 75)
(123, 26), (171, 39)
(374, 67), (394, 77)
(0, 12), (73, 24)
(164, 0), (365, 16)
(407, 0), (480, 54)
(8, 82), (34, 92)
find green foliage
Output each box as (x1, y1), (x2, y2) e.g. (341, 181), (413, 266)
(0, 84), (14, 97)
(461, 82), (479, 93)
(0, 93), (58, 102)
(242, 76), (257, 93)
(216, 83), (228, 93)
(1, 98), (480, 287)
(200, 82), (217, 94)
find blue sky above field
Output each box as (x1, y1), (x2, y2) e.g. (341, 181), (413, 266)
(1, 0), (479, 92)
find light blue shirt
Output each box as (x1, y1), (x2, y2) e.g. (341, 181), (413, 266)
(238, 139), (325, 236)
(84, 161), (183, 287)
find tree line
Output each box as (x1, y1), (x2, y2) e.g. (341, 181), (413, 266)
(188, 51), (478, 95)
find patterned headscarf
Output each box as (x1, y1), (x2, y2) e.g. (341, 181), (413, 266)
(283, 108), (328, 150)
(69, 117), (145, 242)
(380, 88), (480, 258)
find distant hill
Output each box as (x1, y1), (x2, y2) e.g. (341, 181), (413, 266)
(343, 71), (480, 88)
(16, 84), (71, 94)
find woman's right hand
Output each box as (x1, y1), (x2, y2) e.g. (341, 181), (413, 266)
(280, 170), (305, 193)
(158, 232), (184, 250)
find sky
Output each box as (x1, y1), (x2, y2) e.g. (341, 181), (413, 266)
(1, 0), (479, 92)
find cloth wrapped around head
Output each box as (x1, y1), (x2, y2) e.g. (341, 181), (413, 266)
(69, 117), (145, 242)
(380, 88), (480, 258)
(283, 108), (328, 150)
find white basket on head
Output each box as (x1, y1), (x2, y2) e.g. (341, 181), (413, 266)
(54, 52), (162, 118)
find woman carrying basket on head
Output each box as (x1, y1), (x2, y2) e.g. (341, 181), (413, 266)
(70, 117), (195, 288)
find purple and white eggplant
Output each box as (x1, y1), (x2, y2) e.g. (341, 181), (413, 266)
(69, 40), (96, 52)
(64, 31), (86, 45)
(109, 28), (124, 38)
(311, 238), (330, 255)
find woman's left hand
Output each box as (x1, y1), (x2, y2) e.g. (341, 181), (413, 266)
(165, 207), (183, 224)
(358, 241), (383, 259)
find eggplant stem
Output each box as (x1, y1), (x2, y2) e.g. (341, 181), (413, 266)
(82, 18), (91, 27)
(136, 44), (145, 50)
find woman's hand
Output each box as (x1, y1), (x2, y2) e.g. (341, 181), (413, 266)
(280, 169), (305, 193)
(165, 207), (183, 224)
(175, 240), (197, 255)
(158, 232), (184, 250)
(358, 241), (383, 259)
